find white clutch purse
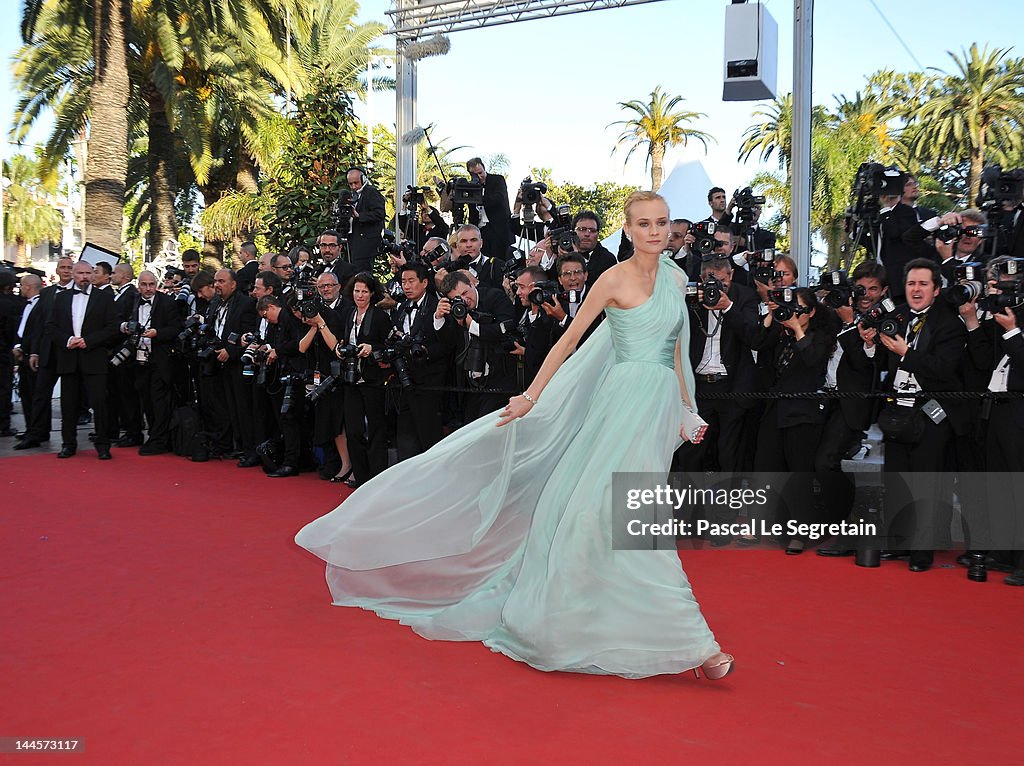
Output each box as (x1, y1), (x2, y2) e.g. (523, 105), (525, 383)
(680, 405), (709, 443)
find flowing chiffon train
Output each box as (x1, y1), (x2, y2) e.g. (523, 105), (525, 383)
(296, 256), (721, 678)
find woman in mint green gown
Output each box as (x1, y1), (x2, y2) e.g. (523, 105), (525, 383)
(296, 192), (734, 680)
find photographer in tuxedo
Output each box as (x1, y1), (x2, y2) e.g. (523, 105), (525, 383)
(865, 180), (936, 301)
(390, 263), (454, 460)
(442, 224), (505, 290)
(569, 211), (617, 287)
(122, 271), (181, 455)
(345, 168), (387, 273)
(46, 260), (120, 459)
(315, 230), (359, 286)
(209, 268), (260, 467)
(256, 295), (309, 477)
(106, 263), (144, 447)
(466, 158), (513, 260)
(673, 257), (761, 475)
(857, 259), (969, 571)
(548, 253), (603, 347)
(435, 270), (517, 424)
(509, 266), (559, 387)
(12, 274), (43, 435)
(15, 256), (75, 450)
(963, 260), (1024, 585)
(816, 263), (888, 556)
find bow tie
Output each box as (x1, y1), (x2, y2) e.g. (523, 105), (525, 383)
(910, 309), (929, 317)
(74, 288), (89, 295)
(140, 299), (152, 305)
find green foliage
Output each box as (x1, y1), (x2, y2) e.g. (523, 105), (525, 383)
(264, 81), (369, 250)
(532, 168), (639, 240)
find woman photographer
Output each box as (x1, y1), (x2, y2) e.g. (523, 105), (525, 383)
(330, 273), (395, 488)
(753, 287), (840, 554)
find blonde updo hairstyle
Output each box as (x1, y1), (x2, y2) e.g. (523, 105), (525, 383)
(623, 191), (669, 224)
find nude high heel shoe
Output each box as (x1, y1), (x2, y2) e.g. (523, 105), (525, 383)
(692, 653), (735, 680)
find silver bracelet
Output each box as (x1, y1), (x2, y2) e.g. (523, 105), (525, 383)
(521, 392), (537, 405)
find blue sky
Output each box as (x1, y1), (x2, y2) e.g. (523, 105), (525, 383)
(4, 0), (1024, 221)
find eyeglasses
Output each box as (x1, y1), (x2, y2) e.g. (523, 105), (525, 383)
(560, 269), (585, 277)
(276, 263), (294, 271)
(320, 243), (339, 249)
(575, 226), (598, 234)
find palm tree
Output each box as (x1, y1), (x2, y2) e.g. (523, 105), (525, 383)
(3, 155), (65, 266)
(907, 44), (1024, 202)
(609, 87), (713, 190)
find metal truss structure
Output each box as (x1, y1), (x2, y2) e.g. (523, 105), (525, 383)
(387, 0), (669, 40)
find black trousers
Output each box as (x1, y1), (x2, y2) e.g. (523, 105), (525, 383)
(17, 362), (37, 426)
(754, 407), (823, 538)
(395, 388), (443, 461)
(883, 418), (953, 551)
(25, 362), (58, 441)
(814, 404), (864, 525)
(251, 379), (276, 446)
(107, 362), (142, 439)
(60, 369), (110, 449)
(221, 363), (255, 453)
(984, 404), (1024, 564)
(135, 362), (173, 449)
(199, 371), (232, 453)
(673, 379), (746, 472)
(344, 383), (388, 481)
(0, 354), (12, 430)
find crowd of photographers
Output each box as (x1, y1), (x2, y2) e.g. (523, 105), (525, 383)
(2, 158), (1023, 586)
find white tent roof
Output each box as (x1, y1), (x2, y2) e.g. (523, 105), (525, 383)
(601, 160), (716, 252)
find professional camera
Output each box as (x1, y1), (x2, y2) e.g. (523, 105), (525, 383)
(110, 321), (144, 367)
(333, 188), (356, 233)
(769, 287), (802, 322)
(449, 296), (472, 321)
(747, 248), (778, 283)
(497, 317), (527, 354)
(307, 360), (342, 403)
(935, 224), (991, 243)
(444, 177), (484, 207)
(528, 280), (561, 307)
(280, 371), (312, 415)
(502, 248), (527, 279)
(847, 163), (906, 225)
(293, 261), (317, 285)
(519, 177), (548, 223)
(977, 258), (1024, 312)
(334, 343), (363, 385)
(700, 276), (725, 308)
(859, 297), (904, 337)
(945, 262), (986, 307)
(403, 185), (430, 206)
(241, 335), (269, 382)
(731, 186), (766, 232)
(293, 282), (322, 319)
(690, 220), (717, 257)
(813, 270), (854, 309)
(373, 331), (428, 388)
(976, 165), (1024, 209)
(380, 230), (418, 261)
(547, 204), (578, 253)
(177, 316), (203, 346)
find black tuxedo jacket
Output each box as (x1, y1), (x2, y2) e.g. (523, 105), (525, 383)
(236, 260), (259, 294)
(339, 304), (395, 385)
(47, 286), (120, 375)
(688, 281), (761, 400)
(134, 291), (181, 359)
(318, 259), (361, 288)
(834, 325), (882, 430)
(967, 312), (1024, 428)
(869, 301), (970, 435)
(518, 309), (557, 385)
(758, 324), (834, 428)
(439, 285), (517, 385)
(349, 184), (387, 266)
(28, 284), (73, 367)
(580, 244), (617, 287)
(112, 284), (139, 322)
(397, 209), (450, 251)
(206, 293), (259, 364)
(867, 203), (936, 299)
(390, 293), (453, 384)
(462, 256), (505, 291)
(552, 286), (603, 348)
(470, 174), (513, 257)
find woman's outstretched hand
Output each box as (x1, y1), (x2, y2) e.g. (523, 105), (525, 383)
(497, 395), (534, 427)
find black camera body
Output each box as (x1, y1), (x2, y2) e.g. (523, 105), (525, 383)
(748, 248), (778, 284)
(814, 270), (853, 309)
(846, 163), (906, 230)
(404, 185), (430, 206)
(280, 371), (312, 414)
(770, 287), (801, 322)
(446, 177), (484, 207)
(859, 297), (904, 337)
(373, 331), (428, 388)
(293, 283), (322, 319)
(935, 223), (990, 243)
(977, 258), (1024, 312)
(449, 296), (473, 321)
(334, 188), (356, 234)
(520, 178), (547, 205)
(690, 220), (718, 257)
(380, 230), (419, 261)
(977, 165), (1024, 209)
(110, 321), (143, 367)
(528, 280), (561, 307)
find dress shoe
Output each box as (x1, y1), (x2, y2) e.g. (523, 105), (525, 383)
(226, 450), (244, 460)
(785, 539), (805, 555)
(1004, 570), (1024, 586)
(817, 543), (855, 557)
(57, 447), (77, 458)
(115, 435), (144, 448)
(879, 550), (909, 560)
(97, 448), (112, 460)
(139, 444), (169, 456)
(909, 552), (933, 572)
(237, 454), (261, 468)
(267, 465), (299, 478)
(13, 439), (42, 450)
(735, 536), (760, 548)
(329, 468), (354, 483)
(344, 476), (361, 489)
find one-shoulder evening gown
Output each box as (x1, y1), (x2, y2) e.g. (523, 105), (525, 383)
(296, 256), (721, 678)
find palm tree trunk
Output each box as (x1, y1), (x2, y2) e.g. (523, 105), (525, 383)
(147, 86), (178, 263)
(235, 148), (259, 243)
(199, 184), (226, 268)
(969, 125), (986, 204)
(16, 239), (29, 268)
(86, 0), (130, 254)
(651, 144), (665, 191)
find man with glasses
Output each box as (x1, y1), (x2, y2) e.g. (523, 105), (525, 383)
(316, 230), (359, 286)
(570, 210), (616, 288)
(509, 265), (558, 386)
(549, 253), (603, 347)
(908, 209), (988, 287)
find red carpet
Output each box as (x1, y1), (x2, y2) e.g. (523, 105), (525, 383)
(1, 451), (1019, 764)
